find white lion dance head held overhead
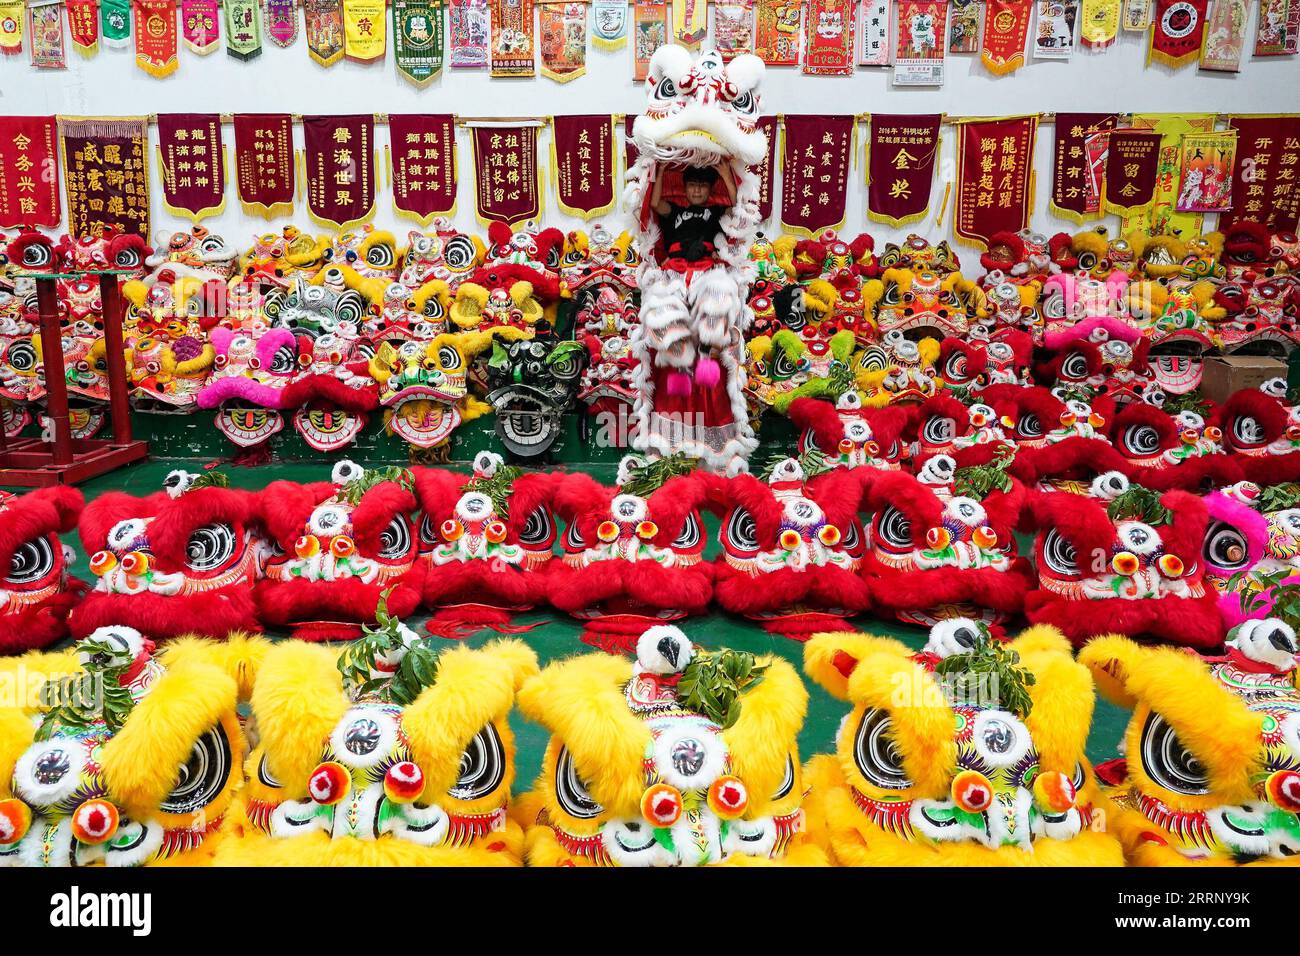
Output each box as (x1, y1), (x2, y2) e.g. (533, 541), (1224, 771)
(625, 45), (768, 475)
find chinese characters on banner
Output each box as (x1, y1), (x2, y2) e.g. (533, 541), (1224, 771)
(27, 0), (66, 70)
(156, 112), (225, 220)
(858, 0), (891, 63)
(1148, 0), (1207, 66)
(1199, 0), (1245, 70)
(303, 114), (376, 229)
(539, 1), (588, 82)
(1255, 0), (1299, 54)
(0, 116), (61, 228)
(1080, 0), (1119, 46)
(1051, 112), (1118, 222)
(1103, 128), (1163, 215)
(233, 112), (295, 217)
(954, 115), (1038, 249)
(1220, 116), (1300, 233)
(552, 115), (614, 218)
(590, 0), (627, 49)
(305, 0), (344, 65)
(1123, 112), (1214, 236)
(803, 0), (855, 74)
(632, 1), (667, 79)
(448, 0), (490, 66)
(224, 0), (262, 59)
(981, 0), (1033, 73)
(59, 115), (151, 238)
(1175, 130), (1235, 213)
(780, 113), (853, 237)
(393, 0), (445, 84)
(490, 0), (535, 75)
(67, 0), (99, 54)
(344, 0), (386, 61)
(471, 124), (541, 224)
(894, 0), (947, 85)
(754, 0), (800, 64)
(134, 0), (179, 77)
(181, 0), (220, 53)
(713, 0), (755, 59)
(389, 114), (457, 224)
(754, 114), (777, 220)
(1032, 0), (1077, 59)
(671, 0), (707, 45)
(264, 0), (298, 46)
(866, 114), (941, 227)
(0, 0), (25, 55)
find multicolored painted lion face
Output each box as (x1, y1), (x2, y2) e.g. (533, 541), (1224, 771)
(239, 227), (329, 290)
(1082, 626), (1300, 866)
(802, 622), (1122, 866)
(398, 221), (486, 290)
(789, 392), (908, 471)
(634, 46), (767, 169)
(0, 487), (84, 655)
(0, 628), (257, 866)
(219, 627), (537, 866)
(517, 627), (822, 866)
(369, 331), (494, 449)
(322, 226), (400, 282)
(1025, 486), (1222, 649)
(878, 235), (960, 274)
(71, 477), (263, 642)
(854, 331), (941, 407)
(485, 336), (586, 459)
(145, 227), (238, 283)
(195, 326), (299, 448)
(869, 268), (970, 338)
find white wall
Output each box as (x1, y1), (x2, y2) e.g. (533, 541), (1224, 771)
(2, 5), (1298, 253)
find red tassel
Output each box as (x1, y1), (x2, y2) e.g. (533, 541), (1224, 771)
(760, 612), (856, 641)
(577, 613), (669, 656)
(423, 604), (544, 640)
(229, 442), (274, 467)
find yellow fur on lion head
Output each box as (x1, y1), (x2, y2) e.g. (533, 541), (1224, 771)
(801, 624), (1122, 867)
(216, 638), (538, 867)
(516, 629), (823, 867)
(1079, 633), (1300, 866)
(0, 635), (257, 866)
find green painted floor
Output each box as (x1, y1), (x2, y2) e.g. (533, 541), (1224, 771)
(14, 456), (1132, 791)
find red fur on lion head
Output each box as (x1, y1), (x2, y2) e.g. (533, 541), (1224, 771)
(0, 487), (86, 653)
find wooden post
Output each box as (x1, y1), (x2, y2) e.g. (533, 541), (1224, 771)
(34, 277), (73, 466)
(98, 272), (133, 445)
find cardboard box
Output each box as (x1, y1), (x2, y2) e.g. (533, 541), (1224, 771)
(1200, 354), (1288, 405)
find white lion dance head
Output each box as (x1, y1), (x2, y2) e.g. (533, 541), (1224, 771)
(624, 45), (768, 476)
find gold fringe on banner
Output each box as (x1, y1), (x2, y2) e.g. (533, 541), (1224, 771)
(155, 144), (228, 223)
(776, 120), (855, 240)
(550, 116), (616, 220)
(862, 126), (942, 228)
(299, 148), (381, 231)
(238, 145), (297, 219)
(1048, 201), (1105, 225)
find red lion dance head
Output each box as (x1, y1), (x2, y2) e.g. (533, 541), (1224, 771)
(413, 451), (560, 638)
(69, 472), (263, 642)
(254, 461), (425, 641)
(0, 487), (85, 653)
(1024, 486), (1221, 649)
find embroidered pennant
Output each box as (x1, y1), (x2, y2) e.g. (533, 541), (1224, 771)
(1254, 0), (1298, 55)
(60, 115), (151, 237)
(539, 1), (585, 81)
(1148, 0), (1207, 67)
(803, 0), (854, 74)
(303, 113), (377, 229)
(590, 0), (627, 48)
(263, 0), (297, 46)
(156, 112), (226, 220)
(1221, 115), (1300, 232)
(225, 0), (262, 59)
(754, 0), (799, 64)
(389, 114), (457, 224)
(133, 0), (178, 76)
(233, 112), (295, 218)
(471, 124), (541, 224)
(867, 113), (941, 227)
(1079, 0), (1119, 46)
(448, 0), (489, 65)
(982, 0), (1032, 73)
(490, 0), (534, 75)
(0, 116), (61, 227)
(1103, 128), (1163, 215)
(304, 0), (344, 65)
(181, 0), (220, 52)
(393, 0), (443, 84)
(780, 114), (854, 237)
(101, 0), (131, 46)
(954, 116), (1038, 249)
(1174, 131), (1235, 213)
(67, 0), (99, 55)
(552, 114), (615, 218)
(1050, 112), (1117, 222)
(344, 0), (386, 61)
(1199, 0), (1245, 70)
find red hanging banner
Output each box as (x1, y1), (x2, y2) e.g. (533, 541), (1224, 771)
(866, 113), (941, 227)
(233, 112), (296, 218)
(59, 115), (151, 238)
(67, 0), (100, 54)
(981, 0), (1033, 73)
(471, 124), (541, 225)
(134, 0), (179, 76)
(1051, 112), (1118, 222)
(954, 115), (1038, 250)
(303, 114), (376, 230)
(1148, 0), (1207, 67)
(156, 112), (225, 221)
(1103, 128), (1164, 215)
(1219, 115), (1300, 234)
(552, 114), (616, 220)
(388, 113), (458, 225)
(755, 114), (777, 221)
(780, 113), (854, 238)
(0, 115), (61, 228)
(802, 0), (855, 74)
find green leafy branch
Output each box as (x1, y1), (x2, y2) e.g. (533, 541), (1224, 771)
(1106, 486), (1171, 526)
(933, 625), (1036, 719)
(464, 464), (523, 519)
(676, 649), (768, 730)
(618, 453), (699, 497)
(337, 588), (441, 706)
(954, 448), (1016, 499)
(339, 466), (415, 506)
(36, 634), (137, 739)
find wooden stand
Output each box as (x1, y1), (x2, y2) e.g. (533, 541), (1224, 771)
(0, 270), (148, 487)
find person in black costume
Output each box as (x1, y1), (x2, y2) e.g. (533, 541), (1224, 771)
(650, 164), (737, 264)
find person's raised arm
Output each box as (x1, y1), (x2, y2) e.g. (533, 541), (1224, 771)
(650, 171), (671, 216)
(717, 162), (737, 204)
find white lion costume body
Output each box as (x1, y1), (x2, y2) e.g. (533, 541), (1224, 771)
(624, 46), (768, 475)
